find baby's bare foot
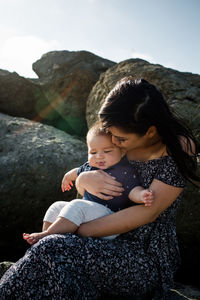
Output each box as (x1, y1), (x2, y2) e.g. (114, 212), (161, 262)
(23, 232), (48, 245)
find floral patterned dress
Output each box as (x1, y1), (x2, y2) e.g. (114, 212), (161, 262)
(0, 156), (186, 299)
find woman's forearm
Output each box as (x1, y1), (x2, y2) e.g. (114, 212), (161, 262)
(77, 204), (155, 237)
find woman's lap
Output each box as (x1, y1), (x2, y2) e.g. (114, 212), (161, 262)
(0, 234), (100, 300)
(0, 233), (158, 299)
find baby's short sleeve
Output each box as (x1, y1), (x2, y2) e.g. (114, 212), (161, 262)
(77, 162), (93, 176)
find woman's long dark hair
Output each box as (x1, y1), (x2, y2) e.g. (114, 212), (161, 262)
(99, 77), (200, 186)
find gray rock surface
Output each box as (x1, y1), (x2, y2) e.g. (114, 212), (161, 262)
(0, 51), (115, 138)
(32, 50), (115, 136)
(172, 283), (200, 299)
(0, 113), (87, 260)
(0, 261), (13, 279)
(0, 69), (47, 121)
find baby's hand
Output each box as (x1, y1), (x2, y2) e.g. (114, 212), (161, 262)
(61, 174), (74, 192)
(141, 189), (154, 207)
(62, 181), (73, 192)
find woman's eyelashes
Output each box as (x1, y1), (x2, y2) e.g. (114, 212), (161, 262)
(117, 138), (126, 143)
(111, 135), (127, 143)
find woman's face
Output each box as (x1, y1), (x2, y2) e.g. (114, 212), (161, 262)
(108, 126), (147, 152)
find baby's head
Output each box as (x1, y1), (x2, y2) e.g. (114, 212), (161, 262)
(87, 123), (123, 169)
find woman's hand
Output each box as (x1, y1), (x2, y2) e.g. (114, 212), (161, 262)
(75, 170), (124, 200)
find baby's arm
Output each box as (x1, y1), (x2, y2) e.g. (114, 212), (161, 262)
(128, 186), (154, 207)
(61, 168), (79, 192)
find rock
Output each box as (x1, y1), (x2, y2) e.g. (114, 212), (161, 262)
(0, 113), (87, 261)
(171, 100), (200, 140)
(86, 58), (200, 286)
(32, 50), (116, 136)
(172, 282), (200, 299)
(99, 282), (200, 299)
(176, 186), (200, 288)
(0, 51), (115, 138)
(0, 262), (13, 279)
(0, 69), (47, 121)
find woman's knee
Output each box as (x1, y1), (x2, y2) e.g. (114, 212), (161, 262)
(30, 234), (82, 260)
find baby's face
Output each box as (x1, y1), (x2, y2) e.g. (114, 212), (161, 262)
(87, 134), (122, 169)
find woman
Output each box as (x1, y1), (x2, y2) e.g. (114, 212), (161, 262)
(0, 78), (199, 299)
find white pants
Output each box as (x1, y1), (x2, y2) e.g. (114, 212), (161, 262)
(43, 199), (119, 240)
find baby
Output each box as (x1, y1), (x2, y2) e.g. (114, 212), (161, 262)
(23, 123), (153, 244)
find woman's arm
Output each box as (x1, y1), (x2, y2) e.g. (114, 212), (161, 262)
(77, 179), (183, 237)
(75, 170), (124, 200)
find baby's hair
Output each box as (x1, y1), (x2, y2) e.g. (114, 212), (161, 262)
(86, 122), (111, 143)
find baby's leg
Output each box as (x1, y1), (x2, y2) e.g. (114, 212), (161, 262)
(42, 221), (52, 232)
(23, 201), (77, 245)
(42, 201), (68, 231)
(59, 199), (119, 240)
(23, 199), (118, 245)
(23, 216), (78, 245)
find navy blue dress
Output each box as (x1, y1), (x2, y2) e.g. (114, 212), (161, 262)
(0, 156), (186, 299)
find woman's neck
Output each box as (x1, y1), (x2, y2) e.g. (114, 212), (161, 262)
(127, 140), (167, 162)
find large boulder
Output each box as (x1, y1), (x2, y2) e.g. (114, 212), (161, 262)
(86, 59), (200, 286)
(0, 69), (47, 121)
(0, 113), (87, 261)
(32, 50), (116, 136)
(0, 262), (13, 279)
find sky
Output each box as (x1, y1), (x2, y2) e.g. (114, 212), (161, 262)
(0, 0), (199, 78)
